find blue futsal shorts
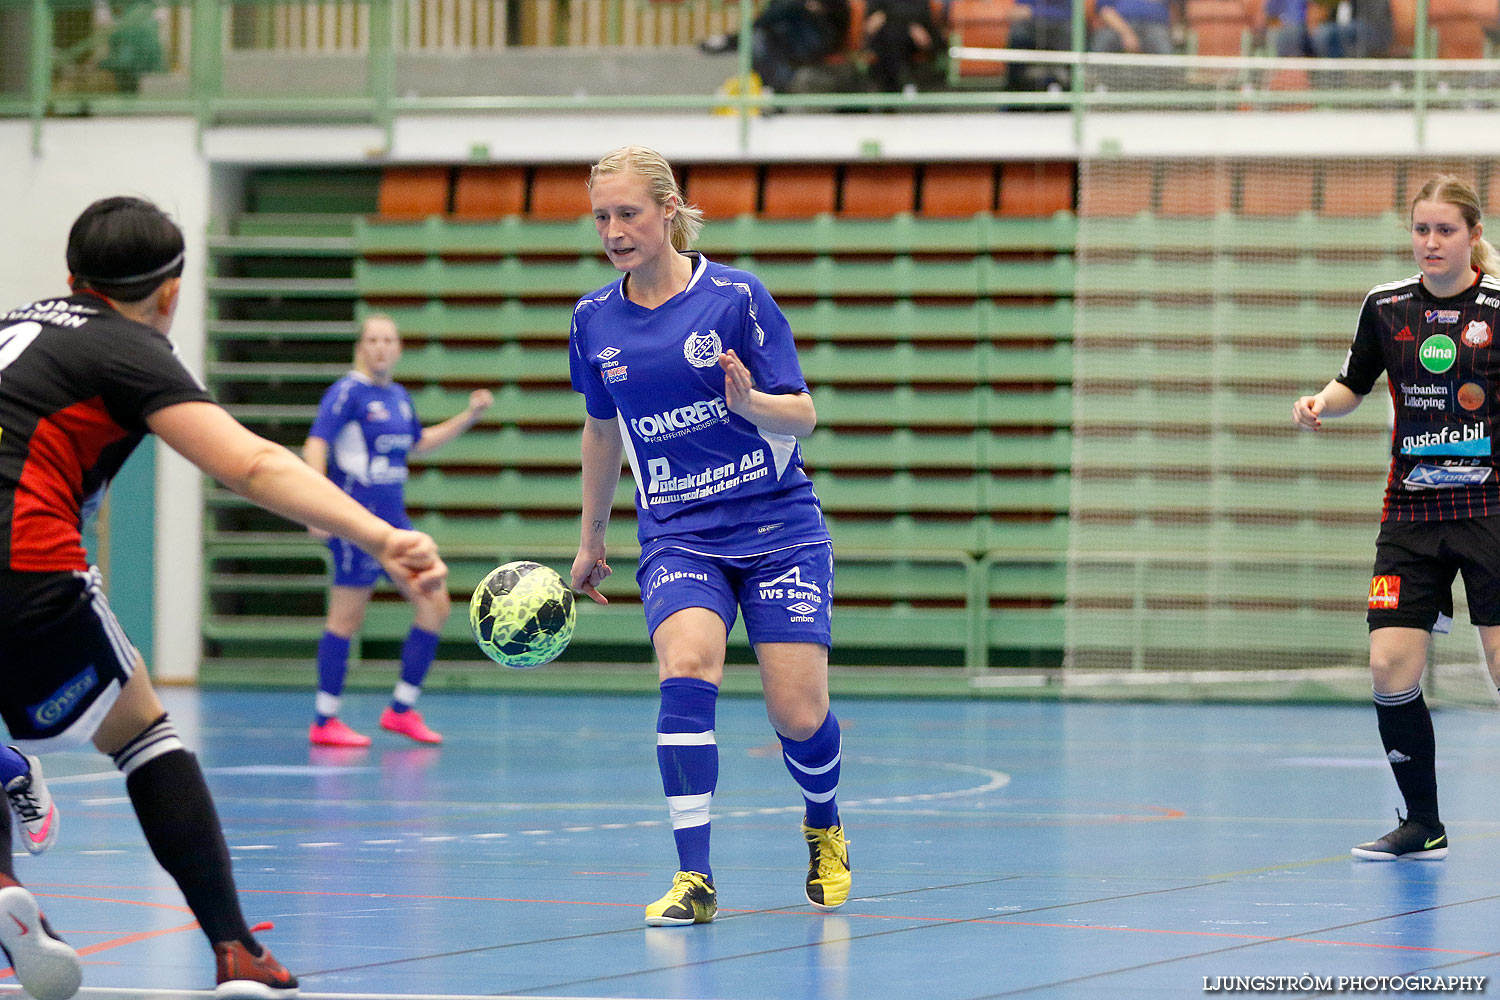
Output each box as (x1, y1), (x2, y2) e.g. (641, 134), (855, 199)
(327, 501), (412, 588)
(636, 541), (834, 647)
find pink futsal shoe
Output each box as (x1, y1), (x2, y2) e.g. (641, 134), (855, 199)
(0, 873), (81, 1000)
(308, 718), (371, 748)
(379, 706), (443, 744)
(213, 938), (298, 998)
(5, 752), (59, 854)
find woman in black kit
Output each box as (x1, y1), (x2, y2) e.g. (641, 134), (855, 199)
(1293, 174), (1500, 862)
(0, 196), (446, 997)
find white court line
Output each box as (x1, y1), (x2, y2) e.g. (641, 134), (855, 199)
(0, 990), (717, 1000)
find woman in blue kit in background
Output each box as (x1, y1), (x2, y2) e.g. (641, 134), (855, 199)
(304, 313), (492, 747)
(569, 145), (850, 926)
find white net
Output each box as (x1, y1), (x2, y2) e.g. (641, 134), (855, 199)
(1067, 148), (1500, 704)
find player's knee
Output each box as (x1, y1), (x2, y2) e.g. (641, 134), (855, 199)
(769, 706), (824, 741)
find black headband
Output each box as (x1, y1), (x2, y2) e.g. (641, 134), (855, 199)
(73, 250), (185, 287)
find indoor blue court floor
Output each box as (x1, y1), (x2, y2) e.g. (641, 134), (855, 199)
(3, 687), (1499, 999)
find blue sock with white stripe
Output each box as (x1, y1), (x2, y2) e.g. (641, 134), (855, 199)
(315, 631), (351, 725)
(390, 626), (441, 713)
(657, 677), (719, 879)
(779, 711), (842, 829)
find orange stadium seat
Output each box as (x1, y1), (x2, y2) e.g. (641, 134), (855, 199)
(686, 165), (760, 218)
(1078, 162), (1154, 217)
(1320, 162), (1400, 217)
(528, 165), (592, 220)
(1185, 0), (1258, 54)
(376, 166), (450, 218)
(453, 166), (526, 219)
(998, 161), (1074, 217)
(762, 164), (838, 218)
(1240, 162), (1315, 216)
(1159, 162), (1231, 216)
(840, 163), (917, 217)
(1429, 0), (1497, 57)
(948, 0), (1014, 78)
(920, 162), (996, 216)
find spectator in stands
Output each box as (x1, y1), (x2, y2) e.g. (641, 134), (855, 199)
(863, 0), (948, 92)
(1259, 0), (1313, 54)
(1310, 0), (1393, 56)
(302, 315), (493, 749)
(0, 194), (446, 997)
(700, 0), (852, 92)
(1292, 174), (1500, 865)
(1091, 0), (1175, 53)
(1006, 0), (1075, 91)
(572, 145), (848, 929)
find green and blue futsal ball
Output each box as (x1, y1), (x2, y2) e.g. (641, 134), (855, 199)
(469, 561), (576, 668)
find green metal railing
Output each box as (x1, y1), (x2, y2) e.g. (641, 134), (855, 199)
(3, 0), (1497, 154)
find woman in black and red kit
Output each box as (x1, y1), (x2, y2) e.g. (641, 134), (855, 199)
(0, 196), (447, 998)
(1294, 174), (1500, 862)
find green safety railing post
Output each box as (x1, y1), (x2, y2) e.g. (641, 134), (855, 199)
(370, 0), (395, 146)
(736, 0), (754, 151)
(190, 0), (221, 146)
(28, 0), (51, 155)
(1413, 0), (1428, 148)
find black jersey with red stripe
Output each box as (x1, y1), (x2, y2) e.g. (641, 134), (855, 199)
(0, 294), (211, 571)
(1336, 270), (1500, 522)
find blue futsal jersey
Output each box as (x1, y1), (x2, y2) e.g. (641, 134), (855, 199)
(569, 253), (829, 559)
(308, 373), (421, 508)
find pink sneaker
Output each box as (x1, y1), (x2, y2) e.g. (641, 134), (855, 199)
(308, 718), (371, 748)
(379, 706), (442, 744)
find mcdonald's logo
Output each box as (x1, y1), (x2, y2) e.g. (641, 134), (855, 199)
(1368, 575), (1400, 610)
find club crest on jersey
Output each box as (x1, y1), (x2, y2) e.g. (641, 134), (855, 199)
(365, 400), (391, 422)
(1463, 319), (1492, 348)
(683, 330), (722, 368)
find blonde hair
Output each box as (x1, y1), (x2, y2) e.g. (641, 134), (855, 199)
(1411, 173), (1499, 275)
(355, 312), (398, 362)
(588, 146), (704, 252)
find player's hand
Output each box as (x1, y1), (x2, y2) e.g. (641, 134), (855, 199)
(308, 526), (332, 541)
(718, 349), (755, 417)
(571, 548), (612, 605)
(467, 388), (495, 417)
(1292, 394), (1324, 431)
(378, 529), (448, 596)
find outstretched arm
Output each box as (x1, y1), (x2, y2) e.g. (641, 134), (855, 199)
(412, 388), (494, 455)
(149, 401), (446, 594)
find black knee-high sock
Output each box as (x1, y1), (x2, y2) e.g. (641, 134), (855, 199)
(1374, 685), (1440, 828)
(119, 726), (252, 946)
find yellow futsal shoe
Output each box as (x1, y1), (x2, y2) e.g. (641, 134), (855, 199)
(644, 871), (717, 926)
(802, 820), (851, 911)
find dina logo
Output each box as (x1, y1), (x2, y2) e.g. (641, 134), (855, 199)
(1419, 334), (1457, 374)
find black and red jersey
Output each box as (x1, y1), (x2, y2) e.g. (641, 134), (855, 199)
(1337, 269), (1500, 522)
(0, 293), (211, 571)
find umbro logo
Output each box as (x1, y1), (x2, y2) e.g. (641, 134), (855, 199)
(597, 347), (621, 361)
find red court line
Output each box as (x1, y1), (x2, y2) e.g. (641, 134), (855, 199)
(0, 920), (201, 980)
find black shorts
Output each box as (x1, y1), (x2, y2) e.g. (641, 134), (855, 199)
(0, 567), (136, 751)
(1368, 517), (1500, 631)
